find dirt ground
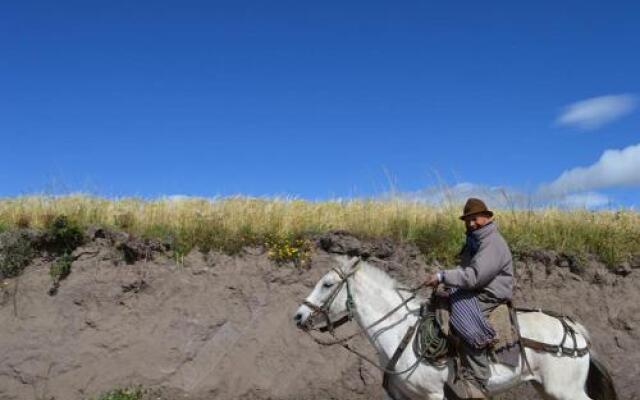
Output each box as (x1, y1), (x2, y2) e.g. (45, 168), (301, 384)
(0, 230), (638, 400)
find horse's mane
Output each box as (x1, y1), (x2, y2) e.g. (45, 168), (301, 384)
(336, 255), (398, 290)
(360, 261), (399, 289)
(336, 255), (428, 301)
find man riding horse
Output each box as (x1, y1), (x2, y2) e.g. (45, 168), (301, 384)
(423, 198), (514, 399)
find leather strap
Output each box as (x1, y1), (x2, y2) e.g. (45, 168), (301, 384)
(520, 337), (589, 357)
(383, 319), (420, 392)
(515, 306), (589, 357)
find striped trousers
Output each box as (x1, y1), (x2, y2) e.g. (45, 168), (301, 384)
(448, 288), (496, 349)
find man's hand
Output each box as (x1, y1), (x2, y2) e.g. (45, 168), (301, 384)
(423, 273), (440, 288)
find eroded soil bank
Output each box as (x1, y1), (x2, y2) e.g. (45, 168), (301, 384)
(1, 229), (638, 400)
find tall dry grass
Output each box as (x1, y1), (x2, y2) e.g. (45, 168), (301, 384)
(0, 195), (638, 265)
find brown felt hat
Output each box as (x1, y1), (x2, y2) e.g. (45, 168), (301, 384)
(459, 198), (494, 220)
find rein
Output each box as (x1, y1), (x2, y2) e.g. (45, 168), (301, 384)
(301, 259), (430, 375)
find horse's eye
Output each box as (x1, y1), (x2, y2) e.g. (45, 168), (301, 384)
(323, 281), (334, 288)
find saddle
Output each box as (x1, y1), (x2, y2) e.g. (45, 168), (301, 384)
(424, 289), (520, 367)
(385, 291), (522, 397)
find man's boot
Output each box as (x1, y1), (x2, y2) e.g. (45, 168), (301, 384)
(444, 375), (487, 399)
(450, 339), (490, 399)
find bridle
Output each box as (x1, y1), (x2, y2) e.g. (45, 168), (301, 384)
(301, 258), (361, 334)
(300, 258), (433, 376)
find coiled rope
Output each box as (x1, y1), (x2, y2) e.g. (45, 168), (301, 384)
(414, 308), (449, 362)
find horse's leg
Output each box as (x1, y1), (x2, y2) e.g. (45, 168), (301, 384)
(531, 379), (591, 400)
(382, 388), (417, 400)
(382, 384), (444, 400)
(530, 381), (553, 400)
(539, 388), (592, 400)
(382, 384), (406, 400)
(535, 354), (592, 400)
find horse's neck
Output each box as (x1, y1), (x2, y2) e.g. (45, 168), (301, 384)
(350, 265), (419, 358)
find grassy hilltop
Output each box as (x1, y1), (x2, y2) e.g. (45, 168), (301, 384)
(0, 195), (638, 266)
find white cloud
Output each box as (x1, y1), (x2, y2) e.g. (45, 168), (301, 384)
(543, 143), (640, 194)
(399, 182), (525, 208)
(163, 194), (191, 201)
(556, 94), (636, 130)
(394, 181), (616, 210)
(556, 192), (611, 209)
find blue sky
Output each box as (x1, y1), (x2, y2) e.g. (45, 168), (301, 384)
(1, 1), (639, 207)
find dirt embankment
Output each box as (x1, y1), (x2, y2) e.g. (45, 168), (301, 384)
(1, 229), (639, 400)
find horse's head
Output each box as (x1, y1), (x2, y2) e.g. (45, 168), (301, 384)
(293, 255), (361, 331)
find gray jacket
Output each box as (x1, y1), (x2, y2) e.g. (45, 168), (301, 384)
(442, 222), (514, 301)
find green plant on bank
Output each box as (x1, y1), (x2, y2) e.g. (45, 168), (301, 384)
(114, 212), (136, 230)
(408, 212), (463, 265)
(50, 253), (73, 283)
(265, 233), (312, 267)
(15, 213), (31, 228)
(45, 215), (84, 255)
(0, 230), (35, 279)
(93, 386), (145, 400)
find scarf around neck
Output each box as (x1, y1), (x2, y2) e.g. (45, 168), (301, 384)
(464, 221), (495, 256)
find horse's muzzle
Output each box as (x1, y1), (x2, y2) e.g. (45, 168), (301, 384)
(293, 311), (309, 330)
(293, 311), (303, 327)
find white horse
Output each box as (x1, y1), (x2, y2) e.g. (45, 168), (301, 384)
(293, 255), (617, 400)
